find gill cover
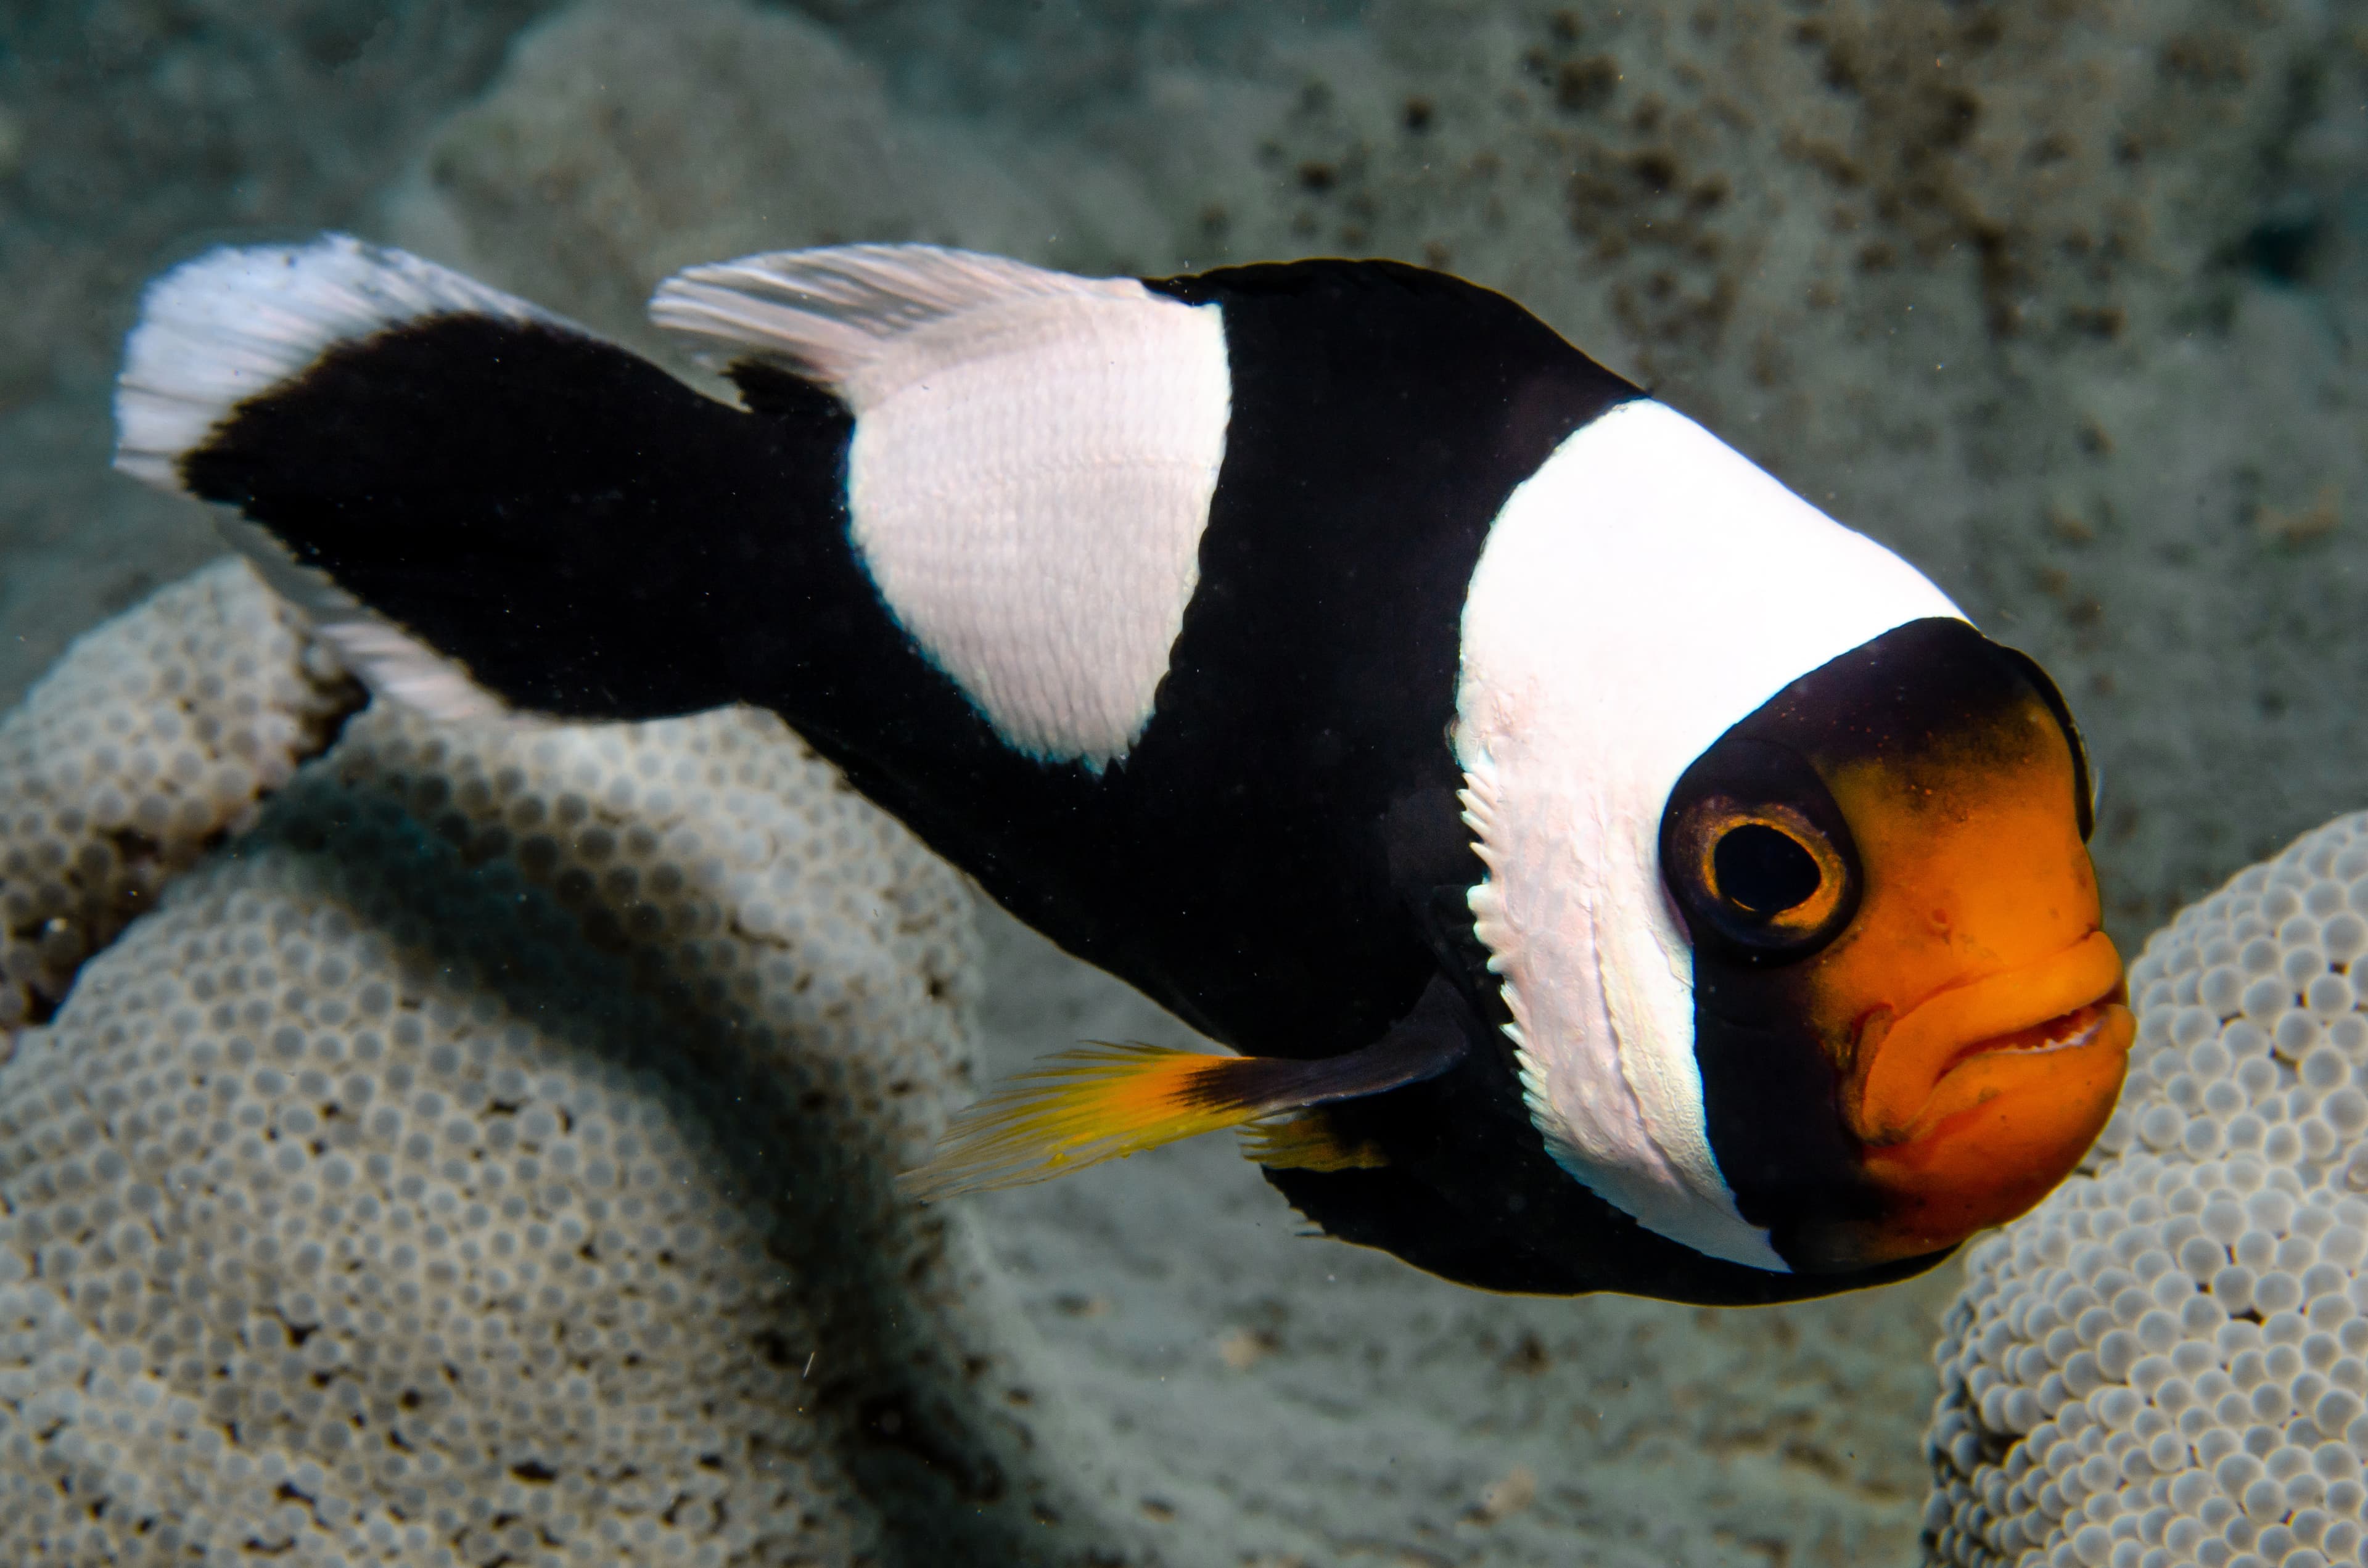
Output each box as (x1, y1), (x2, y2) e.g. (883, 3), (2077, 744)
(1671, 618), (2131, 1273)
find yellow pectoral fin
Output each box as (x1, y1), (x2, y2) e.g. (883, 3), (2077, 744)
(1237, 1110), (1388, 1173)
(898, 981), (1470, 1204)
(896, 1043), (1279, 1202)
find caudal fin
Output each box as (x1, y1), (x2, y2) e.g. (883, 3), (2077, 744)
(113, 234), (855, 723)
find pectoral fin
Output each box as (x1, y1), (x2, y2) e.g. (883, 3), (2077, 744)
(898, 977), (1469, 1202)
(1237, 1110), (1388, 1173)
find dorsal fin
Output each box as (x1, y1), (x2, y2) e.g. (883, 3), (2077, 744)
(648, 244), (1153, 408)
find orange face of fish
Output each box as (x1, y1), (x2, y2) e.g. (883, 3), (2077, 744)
(1667, 618), (2129, 1275)
(1799, 687), (2131, 1265)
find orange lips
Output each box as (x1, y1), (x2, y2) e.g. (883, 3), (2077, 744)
(1849, 930), (2126, 1146)
(1845, 935), (2132, 1261)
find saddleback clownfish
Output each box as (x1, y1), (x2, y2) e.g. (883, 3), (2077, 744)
(112, 236), (2132, 1302)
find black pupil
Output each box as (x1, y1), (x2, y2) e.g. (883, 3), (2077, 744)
(1712, 824), (1822, 916)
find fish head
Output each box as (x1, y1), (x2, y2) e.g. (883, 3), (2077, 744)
(1666, 617), (2129, 1273)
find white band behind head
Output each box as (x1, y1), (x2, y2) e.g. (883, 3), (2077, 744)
(1453, 398), (1963, 1270)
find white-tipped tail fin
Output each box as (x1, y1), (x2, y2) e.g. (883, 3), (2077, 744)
(114, 234), (562, 491)
(113, 234), (569, 721)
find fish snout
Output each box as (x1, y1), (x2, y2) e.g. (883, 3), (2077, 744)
(1837, 932), (2132, 1265)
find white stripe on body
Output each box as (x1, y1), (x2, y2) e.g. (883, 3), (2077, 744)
(1453, 398), (1964, 1270)
(655, 246), (1229, 768)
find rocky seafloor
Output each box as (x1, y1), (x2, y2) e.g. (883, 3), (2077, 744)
(2, 2), (2366, 1564)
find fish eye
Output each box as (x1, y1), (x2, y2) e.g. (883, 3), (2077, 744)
(1711, 822), (1822, 916)
(1669, 801), (1854, 961)
(1659, 733), (1862, 965)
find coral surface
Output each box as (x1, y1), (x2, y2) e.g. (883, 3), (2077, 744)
(0, 559), (356, 1032)
(1, 666), (1143, 1562)
(1926, 811), (2368, 1568)
(0, 566), (1960, 1568)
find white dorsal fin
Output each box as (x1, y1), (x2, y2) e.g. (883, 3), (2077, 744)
(647, 244), (1150, 409)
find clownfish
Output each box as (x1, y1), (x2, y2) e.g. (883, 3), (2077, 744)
(112, 234), (2132, 1302)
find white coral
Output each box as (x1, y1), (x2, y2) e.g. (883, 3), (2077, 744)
(1925, 812), (2368, 1568)
(0, 573), (1138, 1564)
(0, 558), (359, 1032)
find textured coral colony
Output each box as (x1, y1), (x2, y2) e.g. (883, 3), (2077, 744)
(0, 564), (1104, 1564)
(1928, 817), (2368, 1568)
(0, 564), (355, 1032)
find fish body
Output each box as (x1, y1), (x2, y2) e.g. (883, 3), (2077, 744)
(113, 236), (2131, 1301)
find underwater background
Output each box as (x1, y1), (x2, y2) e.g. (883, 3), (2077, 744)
(2, 2), (2366, 1564)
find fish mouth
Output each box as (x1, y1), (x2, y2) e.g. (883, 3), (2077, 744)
(1946, 998), (2116, 1065)
(1846, 929), (2128, 1149)
(1832, 931), (2132, 1263)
